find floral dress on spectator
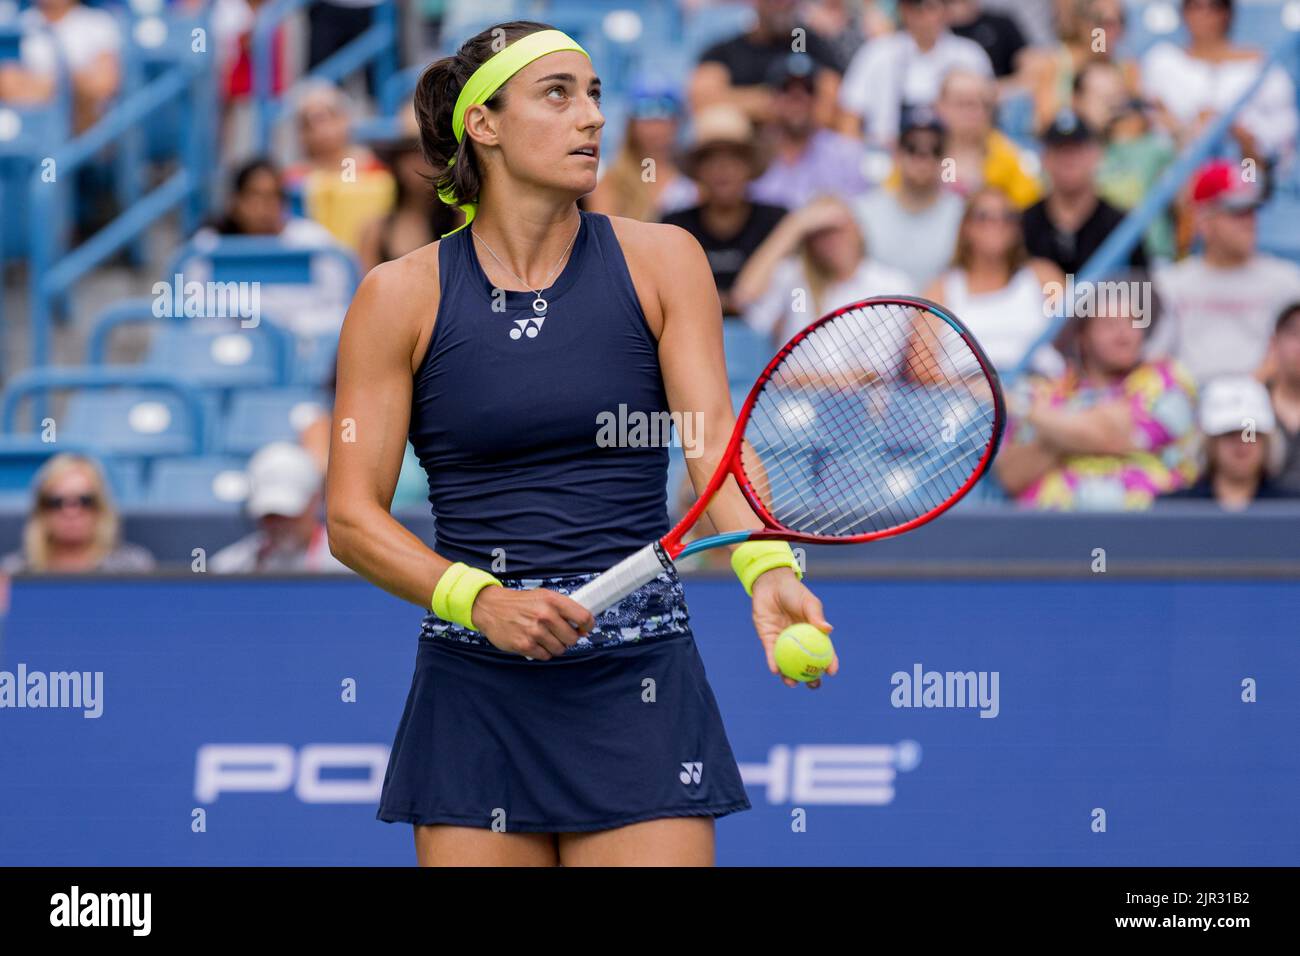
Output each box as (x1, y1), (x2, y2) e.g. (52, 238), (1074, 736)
(1006, 359), (1200, 510)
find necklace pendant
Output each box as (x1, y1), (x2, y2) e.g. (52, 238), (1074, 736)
(532, 296), (548, 316)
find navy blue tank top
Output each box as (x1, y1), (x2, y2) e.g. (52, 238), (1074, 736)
(409, 210), (671, 576)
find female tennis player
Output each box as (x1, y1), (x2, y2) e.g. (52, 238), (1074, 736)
(325, 21), (836, 867)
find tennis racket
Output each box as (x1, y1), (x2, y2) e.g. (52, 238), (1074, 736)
(570, 295), (1006, 615)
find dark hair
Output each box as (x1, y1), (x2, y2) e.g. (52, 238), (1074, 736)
(414, 20), (557, 216)
(209, 157), (283, 235)
(232, 157), (282, 196)
(1276, 301), (1300, 334)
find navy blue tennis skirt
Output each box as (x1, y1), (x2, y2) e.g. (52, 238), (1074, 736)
(375, 564), (752, 832)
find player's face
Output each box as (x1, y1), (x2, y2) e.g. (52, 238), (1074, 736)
(492, 51), (604, 200)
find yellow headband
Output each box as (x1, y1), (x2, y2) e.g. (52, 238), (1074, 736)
(436, 29), (590, 237)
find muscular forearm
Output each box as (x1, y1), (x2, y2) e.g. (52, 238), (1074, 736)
(687, 431), (764, 541)
(326, 503), (451, 608)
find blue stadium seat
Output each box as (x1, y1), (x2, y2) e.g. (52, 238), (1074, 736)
(144, 321), (287, 392)
(1258, 194), (1300, 263)
(62, 388), (210, 459)
(145, 456), (252, 512)
(220, 388), (330, 457)
(292, 332), (338, 387)
(723, 322), (771, 389)
(102, 456), (148, 507)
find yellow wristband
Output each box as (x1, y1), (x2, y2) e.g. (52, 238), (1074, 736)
(730, 540), (803, 597)
(431, 562), (502, 631)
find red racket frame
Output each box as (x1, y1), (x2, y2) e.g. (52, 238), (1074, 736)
(660, 294), (1007, 558)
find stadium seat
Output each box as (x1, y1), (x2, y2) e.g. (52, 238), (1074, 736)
(1258, 194), (1300, 264)
(292, 333), (338, 388)
(145, 456), (252, 512)
(219, 388), (330, 457)
(62, 388), (210, 459)
(2, 369), (210, 462)
(144, 321), (288, 392)
(723, 322), (771, 389)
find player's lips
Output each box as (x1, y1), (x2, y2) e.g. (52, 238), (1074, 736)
(569, 145), (599, 161)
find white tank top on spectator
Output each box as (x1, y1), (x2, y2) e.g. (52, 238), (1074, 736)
(1140, 43), (1297, 160)
(940, 266), (1062, 375)
(745, 256), (916, 340)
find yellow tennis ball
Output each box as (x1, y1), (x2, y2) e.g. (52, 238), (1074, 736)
(774, 623), (834, 683)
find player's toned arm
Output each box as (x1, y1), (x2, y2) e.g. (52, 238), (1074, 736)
(649, 223), (767, 540)
(645, 222), (833, 684)
(325, 257), (455, 607)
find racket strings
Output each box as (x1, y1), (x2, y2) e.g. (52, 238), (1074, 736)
(754, 320), (988, 530)
(740, 302), (997, 537)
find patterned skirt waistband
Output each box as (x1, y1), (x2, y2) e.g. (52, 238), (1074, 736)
(419, 564), (691, 652)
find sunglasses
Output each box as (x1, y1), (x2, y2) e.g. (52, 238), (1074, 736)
(40, 493), (99, 512)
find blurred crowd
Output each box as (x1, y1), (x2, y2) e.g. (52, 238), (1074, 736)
(2, 0), (1300, 575)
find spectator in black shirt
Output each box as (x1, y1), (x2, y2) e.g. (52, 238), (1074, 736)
(1021, 111), (1147, 276)
(945, 0), (1028, 79)
(690, 0), (843, 128)
(663, 105), (788, 320)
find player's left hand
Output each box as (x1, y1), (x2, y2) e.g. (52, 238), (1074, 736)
(749, 567), (838, 689)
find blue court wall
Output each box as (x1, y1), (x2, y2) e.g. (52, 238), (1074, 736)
(0, 575), (1296, 866)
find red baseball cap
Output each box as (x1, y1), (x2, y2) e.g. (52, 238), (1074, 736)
(1191, 159), (1262, 210)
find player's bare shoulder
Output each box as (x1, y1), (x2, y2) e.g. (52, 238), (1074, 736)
(605, 215), (712, 337)
(606, 214), (704, 275)
(345, 240), (443, 372)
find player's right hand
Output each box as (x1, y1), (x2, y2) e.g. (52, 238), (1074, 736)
(470, 586), (596, 660)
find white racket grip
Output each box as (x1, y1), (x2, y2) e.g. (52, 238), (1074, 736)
(570, 542), (675, 616)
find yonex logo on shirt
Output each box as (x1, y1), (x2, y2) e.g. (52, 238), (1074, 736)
(510, 316), (546, 340)
(679, 761), (703, 785)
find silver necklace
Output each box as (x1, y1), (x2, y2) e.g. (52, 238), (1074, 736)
(472, 218), (582, 321)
